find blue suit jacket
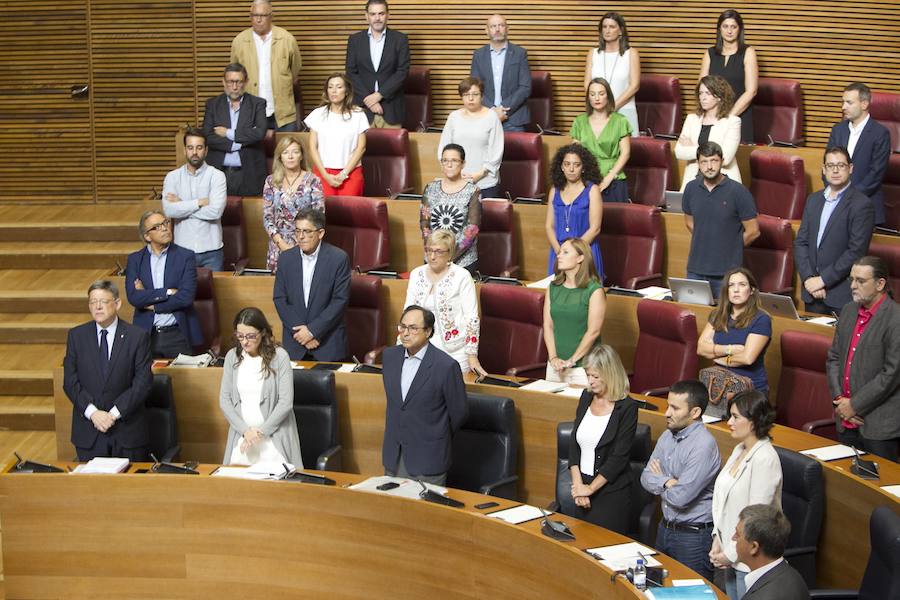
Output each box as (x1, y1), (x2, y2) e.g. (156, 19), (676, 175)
(381, 343), (468, 476)
(826, 117), (891, 224)
(124, 243), (203, 347)
(471, 42), (532, 129)
(794, 185), (875, 309)
(272, 242), (351, 361)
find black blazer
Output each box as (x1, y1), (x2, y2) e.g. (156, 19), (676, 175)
(345, 28), (410, 125)
(742, 560), (810, 600)
(381, 343), (468, 476)
(568, 392), (638, 492)
(793, 185), (875, 309)
(63, 319), (153, 449)
(202, 92), (267, 196)
(826, 117), (891, 225)
(272, 242), (351, 361)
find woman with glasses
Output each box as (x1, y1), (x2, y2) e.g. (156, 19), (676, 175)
(438, 76), (504, 199)
(402, 229), (487, 376)
(219, 307), (303, 467)
(420, 143), (482, 276)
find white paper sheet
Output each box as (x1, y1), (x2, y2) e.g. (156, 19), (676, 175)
(800, 444), (862, 461)
(349, 476), (447, 500)
(485, 504), (545, 524)
(881, 484), (900, 498)
(525, 276), (554, 289)
(519, 379), (567, 393)
(637, 286), (672, 300)
(701, 415), (722, 424)
(806, 316), (837, 326)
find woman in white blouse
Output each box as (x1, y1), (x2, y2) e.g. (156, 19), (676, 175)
(438, 77), (504, 199)
(710, 390), (783, 600)
(675, 75), (742, 190)
(402, 229), (487, 376)
(583, 11), (641, 137)
(304, 72), (369, 196)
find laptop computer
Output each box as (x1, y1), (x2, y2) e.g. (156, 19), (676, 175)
(664, 191), (684, 213)
(669, 277), (715, 306)
(758, 292), (804, 320)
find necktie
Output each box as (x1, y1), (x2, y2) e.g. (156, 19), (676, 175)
(100, 329), (109, 376)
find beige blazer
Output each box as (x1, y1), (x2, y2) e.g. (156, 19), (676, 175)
(231, 25), (302, 128)
(675, 114), (742, 190)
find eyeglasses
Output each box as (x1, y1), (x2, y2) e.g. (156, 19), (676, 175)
(425, 247), (449, 256)
(440, 158), (462, 165)
(88, 299), (115, 308)
(294, 227), (323, 238)
(848, 276), (874, 285)
(145, 219), (171, 233)
(461, 92), (481, 98)
(234, 332), (260, 341)
(224, 78), (246, 87)
(397, 323), (426, 333)
(824, 162), (849, 171)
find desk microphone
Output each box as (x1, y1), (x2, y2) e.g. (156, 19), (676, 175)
(417, 480), (465, 508)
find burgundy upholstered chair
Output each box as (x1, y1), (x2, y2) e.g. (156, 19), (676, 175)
(346, 274), (386, 363)
(597, 203), (664, 289)
(753, 78), (805, 146)
(324, 196), (390, 272)
(264, 128), (277, 175)
(526, 70), (554, 133)
(478, 199), (519, 278)
(776, 330), (836, 441)
(870, 92), (900, 231)
(403, 66), (432, 131)
(744, 214), (795, 296)
(750, 149), (808, 220)
(221, 195), (248, 272)
(628, 299), (698, 397)
(624, 137), (676, 206)
(362, 128), (412, 197)
(635, 74), (682, 137)
(499, 132), (545, 200)
(477, 284), (547, 379)
(193, 267), (220, 356)
(868, 241), (900, 299)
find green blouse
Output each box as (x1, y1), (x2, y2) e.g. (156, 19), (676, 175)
(549, 279), (603, 364)
(569, 112), (632, 179)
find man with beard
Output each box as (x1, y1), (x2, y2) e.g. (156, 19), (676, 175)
(470, 13), (532, 132)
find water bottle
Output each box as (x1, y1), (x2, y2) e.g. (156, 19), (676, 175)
(633, 558), (647, 591)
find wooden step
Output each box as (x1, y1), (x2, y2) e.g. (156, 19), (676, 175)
(0, 222), (135, 242)
(0, 242), (135, 269)
(0, 344), (66, 395)
(0, 371), (53, 396)
(0, 291), (86, 314)
(0, 430), (58, 464)
(0, 270), (111, 313)
(0, 315), (84, 344)
(0, 396), (54, 431)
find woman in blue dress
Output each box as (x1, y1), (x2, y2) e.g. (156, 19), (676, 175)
(545, 143), (604, 279)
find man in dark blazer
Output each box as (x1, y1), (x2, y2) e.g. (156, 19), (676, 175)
(345, 0), (410, 128)
(470, 13), (532, 132)
(381, 305), (468, 485)
(794, 147), (875, 314)
(826, 82), (891, 226)
(202, 62), (267, 196)
(826, 256), (900, 462)
(63, 280), (153, 461)
(273, 208), (351, 361)
(735, 505), (810, 600)
(125, 210), (203, 358)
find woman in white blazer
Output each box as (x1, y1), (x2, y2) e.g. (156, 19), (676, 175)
(710, 390), (783, 600)
(403, 229), (487, 376)
(676, 75), (742, 190)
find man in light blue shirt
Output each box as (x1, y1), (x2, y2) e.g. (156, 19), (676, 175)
(470, 13), (532, 132)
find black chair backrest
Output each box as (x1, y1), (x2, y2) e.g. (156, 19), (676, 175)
(448, 392), (517, 493)
(291, 370), (338, 470)
(775, 447), (824, 549)
(859, 505), (900, 600)
(145, 373), (177, 460)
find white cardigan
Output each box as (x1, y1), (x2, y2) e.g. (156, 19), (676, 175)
(711, 437), (782, 572)
(675, 113), (742, 190)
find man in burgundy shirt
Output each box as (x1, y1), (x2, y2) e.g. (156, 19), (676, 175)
(826, 255), (900, 461)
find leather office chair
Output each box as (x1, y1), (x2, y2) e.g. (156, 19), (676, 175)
(478, 199), (519, 278)
(744, 214), (795, 295)
(362, 128), (412, 198)
(635, 74), (682, 137)
(346, 274), (386, 363)
(624, 136), (676, 206)
(870, 91), (900, 152)
(883, 155), (900, 232)
(447, 392), (519, 500)
(629, 299), (698, 397)
(775, 330), (837, 441)
(264, 128), (277, 175)
(477, 284), (547, 379)
(869, 241), (900, 299)
(193, 267), (220, 356)
(753, 78), (805, 146)
(526, 70), (554, 133)
(775, 446), (824, 588)
(750, 149), (808, 220)
(809, 506), (900, 600)
(292, 369), (342, 471)
(222, 195), (249, 272)
(499, 132), (545, 200)
(146, 373), (179, 462)
(324, 195), (391, 272)
(403, 66), (432, 131)
(292, 80), (305, 131)
(597, 203), (664, 289)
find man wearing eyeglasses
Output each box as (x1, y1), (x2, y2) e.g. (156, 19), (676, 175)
(381, 305), (468, 485)
(795, 146), (875, 315)
(63, 280), (153, 461)
(273, 208), (351, 361)
(124, 210), (203, 358)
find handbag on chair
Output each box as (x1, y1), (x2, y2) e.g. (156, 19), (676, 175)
(699, 366), (753, 419)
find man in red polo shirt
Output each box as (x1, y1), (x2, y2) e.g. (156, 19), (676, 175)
(826, 255), (900, 461)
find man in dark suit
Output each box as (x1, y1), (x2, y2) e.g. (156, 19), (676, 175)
(202, 62), (268, 196)
(381, 305), (468, 485)
(125, 210), (203, 358)
(735, 505), (810, 600)
(345, 0), (410, 128)
(826, 82), (891, 226)
(63, 280), (153, 461)
(273, 207), (351, 361)
(826, 256), (900, 462)
(470, 13), (532, 132)
(794, 146), (875, 314)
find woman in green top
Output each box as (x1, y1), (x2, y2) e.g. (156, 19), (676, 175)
(543, 237), (607, 386)
(569, 77), (632, 202)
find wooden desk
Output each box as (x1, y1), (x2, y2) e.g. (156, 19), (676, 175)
(0, 466), (723, 598)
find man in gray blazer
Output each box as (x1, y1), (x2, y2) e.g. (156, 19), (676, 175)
(826, 256), (900, 462)
(470, 13), (531, 132)
(736, 505), (810, 600)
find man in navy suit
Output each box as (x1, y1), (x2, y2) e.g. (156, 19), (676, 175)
(381, 305), (468, 485)
(794, 146), (875, 314)
(470, 13), (532, 132)
(125, 210), (203, 358)
(826, 82), (891, 225)
(273, 208), (351, 361)
(63, 280), (153, 461)
(345, 0), (410, 128)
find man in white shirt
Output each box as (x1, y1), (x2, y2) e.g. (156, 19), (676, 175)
(734, 505), (809, 600)
(162, 128), (227, 271)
